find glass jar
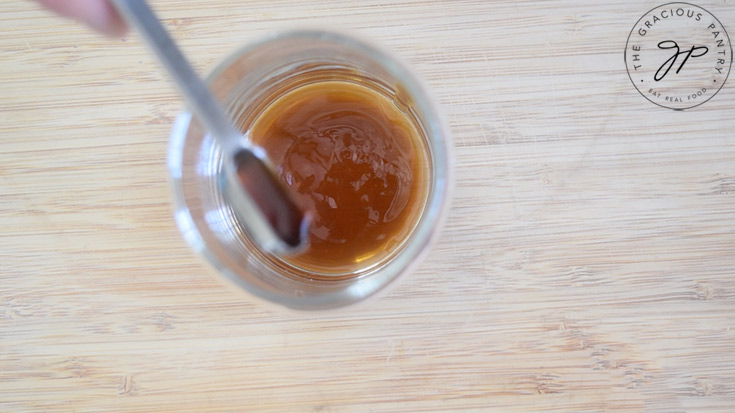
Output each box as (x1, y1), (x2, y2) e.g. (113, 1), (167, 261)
(168, 30), (452, 310)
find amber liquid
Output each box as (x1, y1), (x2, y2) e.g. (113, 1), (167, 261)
(248, 81), (427, 275)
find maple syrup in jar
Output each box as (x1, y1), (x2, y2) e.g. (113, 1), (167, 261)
(247, 80), (428, 277)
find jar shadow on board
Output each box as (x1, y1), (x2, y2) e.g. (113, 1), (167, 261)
(168, 30), (452, 310)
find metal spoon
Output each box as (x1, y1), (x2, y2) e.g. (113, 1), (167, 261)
(112, 0), (308, 253)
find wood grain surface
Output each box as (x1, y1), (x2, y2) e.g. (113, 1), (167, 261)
(2, 0), (734, 411)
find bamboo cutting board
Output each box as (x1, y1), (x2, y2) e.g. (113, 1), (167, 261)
(1, 0), (734, 411)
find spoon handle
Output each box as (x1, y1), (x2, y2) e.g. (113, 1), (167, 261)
(112, 0), (240, 153)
